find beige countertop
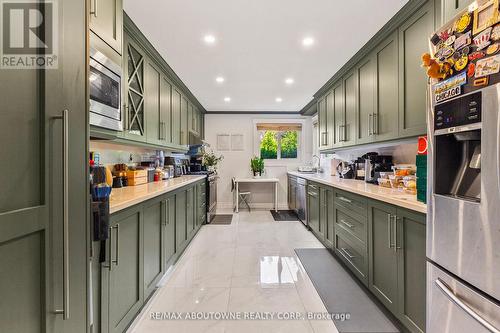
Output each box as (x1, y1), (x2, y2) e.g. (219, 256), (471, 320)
(288, 171), (427, 214)
(109, 175), (206, 214)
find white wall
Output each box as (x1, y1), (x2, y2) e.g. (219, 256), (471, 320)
(205, 113), (313, 210)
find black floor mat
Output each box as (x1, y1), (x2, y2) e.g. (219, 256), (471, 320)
(295, 248), (400, 333)
(270, 210), (299, 221)
(210, 214), (233, 225)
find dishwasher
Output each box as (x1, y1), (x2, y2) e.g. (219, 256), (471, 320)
(296, 177), (307, 226)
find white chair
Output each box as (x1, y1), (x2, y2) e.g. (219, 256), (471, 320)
(231, 177), (251, 212)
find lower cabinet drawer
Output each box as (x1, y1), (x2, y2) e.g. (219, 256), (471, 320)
(335, 208), (367, 244)
(334, 189), (367, 218)
(335, 230), (368, 286)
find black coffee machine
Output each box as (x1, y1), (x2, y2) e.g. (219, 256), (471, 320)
(164, 156), (183, 177)
(363, 153), (393, 184)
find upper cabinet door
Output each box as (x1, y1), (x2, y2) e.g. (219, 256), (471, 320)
(160, 77), (173, 144)
(123, 38), (147, 141)
(332, 82), (344, 148)
(326, 90), (335, 148)
(145, 61), (162, 145)
(356, 57), (375, 144)
(180, 97), (189, 145)
(442, 0), (473, 22)
(398, 1), (435, 138)
(171, 88), (182, 145)
(343, 70), (357, 146)
(90, 0), (123, 55)
(318, 97), (328, 148)
(374, 32), (399, 142)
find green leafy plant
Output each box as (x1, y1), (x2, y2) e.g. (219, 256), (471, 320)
(250, 156), (264, 176)
(202, 149), (224, 170)
(260, 131), (278, 159)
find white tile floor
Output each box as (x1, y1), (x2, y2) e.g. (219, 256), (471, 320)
(128, 209), (339, 333)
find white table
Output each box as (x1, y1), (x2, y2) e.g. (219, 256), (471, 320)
(234, 177), (279, 213)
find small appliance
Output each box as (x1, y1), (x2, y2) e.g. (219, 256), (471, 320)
(164, 156), (183, 177)
(89, 48), (122, 131)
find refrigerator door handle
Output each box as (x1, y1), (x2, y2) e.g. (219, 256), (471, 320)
(435, 278), (500, 333)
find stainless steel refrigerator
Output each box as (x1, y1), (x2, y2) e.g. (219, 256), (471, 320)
(427, 4), (500, 332)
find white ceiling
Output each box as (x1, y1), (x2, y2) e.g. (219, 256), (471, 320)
(124, 0), (409, 112)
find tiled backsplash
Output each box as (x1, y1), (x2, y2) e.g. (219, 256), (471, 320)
(89, 141), (185, 169)
(320, 140), (419, 175)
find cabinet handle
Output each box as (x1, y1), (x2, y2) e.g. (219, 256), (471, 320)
(307, 192), (318, 197)
(163, 122), (167, 141)
(340, 219), (354, 228)
(368, 114), (373, 135)
(90, 0), (98, 17)
(106, 226), (113, 271)
(387, 214), (393, 249)
(435, 278), (500, 333)
(341, 247), (356, 259)
(393, 215), (401, 251)
(338, 196), (352, 204)
(159, 121), (163, 140)
(373, 113), (378, 135)
(112, 224), (120, 266)
(53, 109), (70, 320)
(163, 200), (169, 226)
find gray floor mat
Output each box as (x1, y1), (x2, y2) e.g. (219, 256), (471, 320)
(295, 248), (400, 333)
(210, 214), (233, 225)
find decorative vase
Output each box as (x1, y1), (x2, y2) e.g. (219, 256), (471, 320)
(253, 171), (261, 179)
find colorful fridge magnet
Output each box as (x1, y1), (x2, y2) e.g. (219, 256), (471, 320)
(454, 54), (469, 71)
(432, 72), (467, 103)
(473, 27), (492, 50)
(467, 63), (476, 77)
(487, 43), (499, 54)
(435, 45), (454, 59)
(455, 11), (472, 33)
(444, 35), (456, 46)
(454, 31), (472, 50)
(473, 0), (500, 35)
(473, 77), (489, 86)
(431, 33), (442, 45)
(439, 28), (453, 41)
(491, 24), (500, 40)
(469, 50), (486, 61)
(475, 54), (500, 77)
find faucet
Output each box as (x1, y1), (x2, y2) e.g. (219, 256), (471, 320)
(312, 155), (323, 173)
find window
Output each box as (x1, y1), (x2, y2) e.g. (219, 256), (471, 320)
(257, 123), (301, 160)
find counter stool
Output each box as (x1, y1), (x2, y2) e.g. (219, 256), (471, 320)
(231, 177), (251, 212)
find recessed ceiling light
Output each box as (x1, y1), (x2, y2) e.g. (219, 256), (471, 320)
(224, 97), (231, 102)
(204, 34), (216, 44)
(302, 37), (315, 47)
(285, 78), (294, 85)
(215, 76), (225, 83)
(275, 97), (283, 103)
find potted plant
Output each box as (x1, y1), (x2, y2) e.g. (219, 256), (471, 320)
(250, 156), (264, 178)
(202, 148), (224, 173)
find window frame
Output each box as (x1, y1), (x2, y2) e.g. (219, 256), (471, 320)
(253, 119), (306, 163)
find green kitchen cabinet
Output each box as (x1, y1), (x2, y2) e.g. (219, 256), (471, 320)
(102, 206), (144, 333)
(356, 56), (376, 145)
(398, 0), (435, 138)
(373, 32), (399, 142)
(0, 1), (88, 332)
(342, 70), (357, 146)
(368, 200), (426, 333)
(160, 76), (174, 144)
(368, 200), (399, 314)
(307, 183), (320, 235)
(325, 89), (335, 148)
(123, 36), (147, 142)
(181, 97), (189, 145)
(172, 88), (182, 145)
(143, 196), (165, 298)
(442, 0), (473, 22)
(186, 186), (196, 239)
(196, 181), (207, 227)
(318, 96), (328, 148)
(324, 188), (335, 249)
(396, 208), (426, 333)
(145, 61), (163, 146)
(332, 82), (344, 148)
(90, 0), (123, 54)
(175, 189), (188, 253)
(163, 194), (177, 268)
(288, 175), (297, 211)
(317, 187), (327, 240)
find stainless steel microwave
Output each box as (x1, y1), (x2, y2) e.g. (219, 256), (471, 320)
(89, 48), (122, 131)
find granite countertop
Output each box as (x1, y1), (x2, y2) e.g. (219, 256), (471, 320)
(109, 175), (206, 214)
(288, 171), (427, 214)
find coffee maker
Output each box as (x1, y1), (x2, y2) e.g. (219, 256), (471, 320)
(164, 156), (183, 177)
(363, 153), (393, 184)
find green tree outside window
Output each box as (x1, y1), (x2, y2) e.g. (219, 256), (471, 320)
(259, 130), (298, 159)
